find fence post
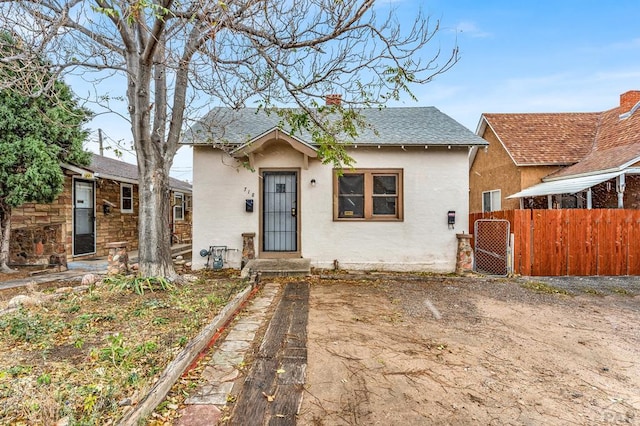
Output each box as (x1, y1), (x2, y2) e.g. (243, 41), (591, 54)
(106, 241), (129, 275)
(455, 233), (474, 275)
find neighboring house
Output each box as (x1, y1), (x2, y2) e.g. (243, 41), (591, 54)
(470, 90), (640, 212)
(9, 153), (192, 266)
(183, 103), (487, 272)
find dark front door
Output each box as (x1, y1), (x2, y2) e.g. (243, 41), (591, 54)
(263, 171), (298, 253)
(73, 179), (96, 256)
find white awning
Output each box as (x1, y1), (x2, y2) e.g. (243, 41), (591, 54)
(506, 171), (624, 199)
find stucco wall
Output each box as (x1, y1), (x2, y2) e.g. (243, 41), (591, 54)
(470, 127), (562, 212)
(470, 127), (522, 212)
(192, 143), (470, 272)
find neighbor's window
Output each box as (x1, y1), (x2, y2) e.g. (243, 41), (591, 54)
(482, 189), (501, 212)
(334, 169), (403, 221)
(121, 184), (133, 213)
(173, 192), (185, 221)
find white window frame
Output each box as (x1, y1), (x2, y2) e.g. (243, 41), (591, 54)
(120, 183), (134, 214)
(173, 192), (185, 221)
(482, 189), (501, 212)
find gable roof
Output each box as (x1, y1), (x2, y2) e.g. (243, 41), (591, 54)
(480, 112), (600, 166)
(184, 107), (487, 147)
(64, 154), (192, 193)
(479, 93), (640, 181)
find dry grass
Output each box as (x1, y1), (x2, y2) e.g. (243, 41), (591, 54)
(0, 270), (246, 425)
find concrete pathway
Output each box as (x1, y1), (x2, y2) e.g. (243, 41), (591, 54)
(0, 244), (191, 292)
(0, 261), (107, 291)
(176, 282), (282, 425)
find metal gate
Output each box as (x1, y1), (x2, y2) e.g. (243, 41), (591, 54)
(474, 219), (510, 275)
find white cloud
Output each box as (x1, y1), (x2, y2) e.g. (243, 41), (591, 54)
(607, 38), (640, 51)
(455, 21), (492, 38)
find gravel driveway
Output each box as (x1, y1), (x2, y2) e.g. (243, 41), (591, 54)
(521, 275), (640, 296)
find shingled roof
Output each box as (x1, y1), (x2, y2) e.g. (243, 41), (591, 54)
(70, 154), (192, 193)
(549, 106), (640, 179)
(480, 90), (640, 179)
(185, 107), (487, 147)
(481, 112), (600, 166)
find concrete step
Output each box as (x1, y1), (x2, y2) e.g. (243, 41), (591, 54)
(171, 243), (192, 259)
(241, 258), (311, 278)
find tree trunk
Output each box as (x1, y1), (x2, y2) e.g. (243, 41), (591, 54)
(137, 163), (177, 279)
(0, 205), (16, 273)
(125, 44), (178, 280)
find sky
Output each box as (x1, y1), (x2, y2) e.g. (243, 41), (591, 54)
(77, 1), (640, 183)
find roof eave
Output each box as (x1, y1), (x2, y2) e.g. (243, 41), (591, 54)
(515, 162), (576, 167)
(543, 153), (640, 181)
(230, 127), (318, 158)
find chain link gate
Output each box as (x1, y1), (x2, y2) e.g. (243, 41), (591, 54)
(474, 219), (511, 275)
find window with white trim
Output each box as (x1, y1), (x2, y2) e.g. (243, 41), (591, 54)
(173, 192), (185, 221)
(334, 169), (403, 221)
(482, 189), (501, 212)
(121, 183), (133, 213)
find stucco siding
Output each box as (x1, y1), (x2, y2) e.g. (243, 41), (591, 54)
(192, 144), (469, 272)
(470, 127), (523, 212)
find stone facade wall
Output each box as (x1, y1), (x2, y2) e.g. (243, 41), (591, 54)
(8, 172), (73, 266)
(172, 218), (192, 244)
(94, 178), (140, 258)
(8, 170), (192, 265)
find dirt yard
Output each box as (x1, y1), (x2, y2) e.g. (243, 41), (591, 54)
(297, 275), (639, 425)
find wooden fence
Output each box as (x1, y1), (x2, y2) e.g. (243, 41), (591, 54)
(469, 209), (640, 276)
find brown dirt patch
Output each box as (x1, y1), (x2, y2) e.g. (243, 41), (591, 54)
(0, 269), (245, 424)
(298, 276), (640, 425)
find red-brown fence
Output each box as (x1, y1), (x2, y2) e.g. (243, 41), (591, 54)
(469, 209), (640, 276)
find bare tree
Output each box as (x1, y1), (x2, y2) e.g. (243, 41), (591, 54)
(0, 0), (458, 279)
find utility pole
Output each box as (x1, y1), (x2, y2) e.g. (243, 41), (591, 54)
(98, 128), (104, 156)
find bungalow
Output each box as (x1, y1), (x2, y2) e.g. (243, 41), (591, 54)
(8, 153), (192, 266)
(183, 103), (487, 272)
(470, 90), (640, 212)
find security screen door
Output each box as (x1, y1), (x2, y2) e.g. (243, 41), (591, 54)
(73, 179), (96, 256)
(263, 171), (298, 252)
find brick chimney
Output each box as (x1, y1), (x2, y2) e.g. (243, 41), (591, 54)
(620, 90), (640, 114)
(325, 94), (342, 106)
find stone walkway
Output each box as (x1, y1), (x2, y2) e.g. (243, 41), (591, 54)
(176, 282), (281, 425)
